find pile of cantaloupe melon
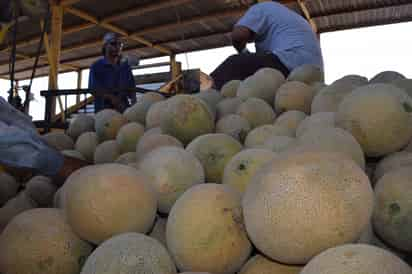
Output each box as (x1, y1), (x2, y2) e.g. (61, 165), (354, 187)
(1, 66), (412, 274)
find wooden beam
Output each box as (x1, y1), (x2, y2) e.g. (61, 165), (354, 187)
(76, 69), (82, 104)
(61, 0), (83, 6)
(297, 0), (318, 33)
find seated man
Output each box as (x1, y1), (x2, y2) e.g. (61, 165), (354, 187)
(210, 0), (324, 90)
(88, 32), (137, 112)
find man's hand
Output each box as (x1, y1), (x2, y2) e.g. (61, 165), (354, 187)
(231, 26), (254, 53)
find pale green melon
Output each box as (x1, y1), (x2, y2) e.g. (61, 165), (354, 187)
(42, 132), (74, 151)
(332, 74), (369, 87)
(80, 233), (176, 274)
(287, 64), (324, 84)
(311, 82), (328, 96)
(373, 151), (412, 183)
(274, 110), (307, 134)
(144, 127), (163, 136)
(216, 97), (244, 120)
(61, 150), (86, 160)
(67, 114), (95, 141)
(275, 81), (316, 114)
(115, 122), (144, 153)
(0, 192), (37, 231)
(166, 184), (252, 273)
(0, 208), (93, 274)
(245, 125), (294, 148)
(194, 89), (224, 116)
(300, 244), (411, 274)
(75, 132), (99, 162)
(239, 255), (302, 274)
(149, 216), (168, 249)
(160, 95), (215, 145)
(146, 100), (168, 129)
(25, 176), (57, 207)
(335, 84), (412, 157)
(216, 114), (251, 142)
(236, 98), (276, 129)
(136, 133), (183, 161)
(137, 146), (205, 213)
(392, 78), (412, 97)
(296, 112), (336, 137)
(242, 149), (374, 264)
(258, 135), (296, 153)
(124, 94), (164, 125)
(115, 152), (136, 165)
(142, 91), (165, 102)
(222, 149), (277, 195)
(369, 71), (406, 84)
(221, 80), (241, 98)
(95, 109), (128, 142)
(94, 140), (121, 164)
(186, 134), (242, 183)
(0, 172), (19, 206)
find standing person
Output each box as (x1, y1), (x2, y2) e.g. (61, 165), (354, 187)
(88, 32), (137, 112)
(210, 0), (324, 90)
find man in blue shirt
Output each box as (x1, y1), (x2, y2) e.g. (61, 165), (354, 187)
(210, 0), (324, 90)
(88, 32), (137, 112)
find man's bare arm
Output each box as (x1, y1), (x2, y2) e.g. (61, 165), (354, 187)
(231, 26), (254, 53)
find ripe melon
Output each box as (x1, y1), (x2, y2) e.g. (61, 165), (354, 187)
(237, 68), (285, 104)
(160, 95), (215, 144)
(149, 216), (168, 248)
(297, 127), (365, 169)
(137, 146), (205, 214)
(136, 133), (183, 161)
(195, 89), (224, 115)
(25, 176), (57, 207)
(42, 132), (74, 151)
(239, 255), (302, 274)
(123, 94), (164, 125)
(64, 164), (157, 244)
(67, 114), (95, 140)
(115, 152), (136, 165)
(180, 273), (212, 274)
(242, 149), (374, 264)
(373, 167), (412, 252)
(287, 64), (324, 84)
(275, 81), (316, 114)
(216, 114), (252, 142)
(392, 78), (412, 97)
(75, 132), (99, 162)
(373, 151), (412, 183)
(245, 124), (294, 148)
(186, 134), (242, 183)
(94, 140), (121, 164)
(222, 149), (277, 195)
(336, 84), (412, 157)
(145, 126), (163, 135)
(296, 112), (336, 137)
(221, 80), (241, 98)
(95, 109), (128, 142)
(166, 184), (252, 273)
(62, 150), (86, 160)
(236, 98), (276, 129)
(142, 91), (165, 102)
(0, 208), (93, 274)
(80, 232), (176, 274)
(311, 81), (328, 95)
(311, 81), (362, 114)
(0, 191), (37, 231)
(369, 71), (406, 84)
(146, 100), (168, 129)
(53, 187), (63, 208)
(115, 122), (144, 153)
(300, 244), (411, 274)
(274, 110), (307, 134)
(332, 74), (369, 87)
(0, 172), (19, 206)
(216, 97), (244, 119)
(259, 135), (296, 153)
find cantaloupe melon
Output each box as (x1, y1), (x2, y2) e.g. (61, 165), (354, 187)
(0, 172), (19, 206)
(221, 80), (241, 98)
(0, 208), (93, 274)
(300, 244), (411, 274)
(115, 122), (144, 153)
(369, 71), (406, 84)
(53, 187), (63, 208)
(25, 176), (57, 207)
(42, 132), (75, 151)
(67, 114), (95, 140)
(166, 184), (252, 273)
(274, 110), (307, 134)
(237, 68), (285, 104)
(245, 125), (294, 148)
(123, 94), (164, 125)
(336, 84), (412, 157)
(332, 74), (368, 87)
(64, 164), (157, 244)
(216, 97), (244, 119)
(95, 109), (128, 142)
(297, 127), (365, 169)
(94, 140), (121, 164)
(142, 91), (165, 102)
(392, 78), (412, 97)
(160, 95), (215, 145)
(296, 112), (335, 137)
(275, 81), (316, 114)
(75, 132), (99, 162)
(195, 89), (224, 116)
(136, 133), (183, 161)
(0, 191), (37, 231)
(373, 167), (412, 252)
(62, 150), (86, 160)
(236, 98), (276, 129)
(311, 82), (328, 95)
(138, 146), (205, 214)
(287, 64), (324, 84)
(146, 100), (168, 129)
(216, 114), (251, 142)
(115, 152), (136, 165)
(149, 216), (168, 249)
(186, 134), (242, 183)
(258, 135), (296, 153)
(373, 151), (412, 183)
(80, 232), (176, 274)
(145, 126), (163, 135)
(238, 255), (302, 274)
(242, 149), (374, 264)
(222, 149), (277, 195)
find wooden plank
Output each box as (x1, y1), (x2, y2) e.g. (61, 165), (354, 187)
(297, 0), (318, 33)
(76, 69), (82, 104)
(135, 71), (171, 85)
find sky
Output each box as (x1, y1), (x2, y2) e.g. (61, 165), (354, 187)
(1, 21), (412, 121)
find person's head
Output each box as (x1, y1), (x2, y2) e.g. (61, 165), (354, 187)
(102, 32), (124, 59)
